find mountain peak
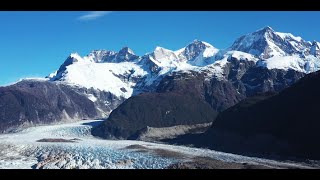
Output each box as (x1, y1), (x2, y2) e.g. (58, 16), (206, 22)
(172, 40), (218, 66)
(114, 47), (139, 63)
(155, 46), (166, 51)
(149, 46), (178, 64)
(230, 26), (311, 58)
(192, 39), (201, 43)
(119, 46), (135, 55)
(189, 39), (213, 47)
(69, 52), (82, 60)
(50, 52), (84, 81)
(154, 46), (174, 54)
(85, 50), (116, 63)
(258, 26), (274, 32)
(89, 49), (116, 55)
(183, 40), (217, 56)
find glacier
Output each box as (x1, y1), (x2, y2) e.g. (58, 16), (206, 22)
(0, 120), (316, 169)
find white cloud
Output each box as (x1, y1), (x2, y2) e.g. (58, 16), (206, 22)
(78, 11), (112, 21)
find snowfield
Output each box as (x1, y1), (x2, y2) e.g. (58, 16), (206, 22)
(0, 120), (318, 169)
(58, 61), (148, 98)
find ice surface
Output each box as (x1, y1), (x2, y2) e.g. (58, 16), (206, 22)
(0, 120), (315, 169)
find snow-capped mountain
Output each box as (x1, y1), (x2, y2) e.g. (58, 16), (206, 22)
(49, 40), (222, 99)
(115, 47), (139, 62)
(2, 26), (320, 133)
(175, 40), (220, 66)
(142, 46), (180, 75)
(48, 26), (320, 106)
(230, 26), (320, 73)
(230, 26), (311, 58)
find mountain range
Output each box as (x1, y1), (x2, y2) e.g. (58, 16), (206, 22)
(1, 26), (320, 160)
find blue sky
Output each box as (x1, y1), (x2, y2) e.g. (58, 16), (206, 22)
(1, 11), (320, 85)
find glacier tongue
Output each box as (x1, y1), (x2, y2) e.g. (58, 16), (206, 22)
(0, 120), (314, 169)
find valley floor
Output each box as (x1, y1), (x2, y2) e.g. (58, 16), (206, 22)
(0, 120), (318, 169)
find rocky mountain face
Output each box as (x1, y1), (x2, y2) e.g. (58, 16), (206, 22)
(1, 26), (319, 134)
(0, 80), (101, 133)
(93, 27), (317, 140)
(201, 70), (320, 160)
(96, 55), (304, 139)
(92, 92), (217, 140)
(310, 41), (320, 58)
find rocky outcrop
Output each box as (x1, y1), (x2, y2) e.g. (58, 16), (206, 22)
(131, 123), (212, 142)
(69, 86), (125, 116)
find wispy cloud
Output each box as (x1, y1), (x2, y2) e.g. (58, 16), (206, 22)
(78, 11), (112, 21)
